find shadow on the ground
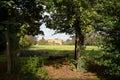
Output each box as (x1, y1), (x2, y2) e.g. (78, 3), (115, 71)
(0, 49), (106, 80)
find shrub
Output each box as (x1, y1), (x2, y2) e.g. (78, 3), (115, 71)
(20, 57), (49, 80)
(70, 57), (87, 72)
(86, 51), (120, 79)
(94, 53), (120, 78)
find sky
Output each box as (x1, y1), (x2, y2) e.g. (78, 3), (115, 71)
(37, 23), (71, 41)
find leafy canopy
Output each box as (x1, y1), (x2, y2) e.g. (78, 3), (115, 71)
(45, 0), (98, 35)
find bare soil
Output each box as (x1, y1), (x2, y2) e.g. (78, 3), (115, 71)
(46, 62), (99, 80)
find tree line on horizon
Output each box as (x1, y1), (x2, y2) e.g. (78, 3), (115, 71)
(16, 33), (101, 46)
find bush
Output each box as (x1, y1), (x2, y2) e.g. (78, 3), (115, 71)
(86, 21), (120, 79)
(86, 51), (120, 79)
(70, 57), (87, 72)
(94, 53), (120, 78)
(20, 57), (49, 80)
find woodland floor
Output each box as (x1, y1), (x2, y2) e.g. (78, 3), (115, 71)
(0, 61), (100, 80)
(45, 61), (100, 80)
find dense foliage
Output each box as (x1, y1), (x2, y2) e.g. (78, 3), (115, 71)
(0, 0), (44, 74)
(86, 0), (120, 79)
(20, 57), (49, 80)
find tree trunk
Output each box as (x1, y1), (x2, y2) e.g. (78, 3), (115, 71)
(74, 18), (85, 71)
(74, 33), (81, 60)
(74, 32), (84, 71)
(11, 34), (20, 73)
(6, 26), (11, 74)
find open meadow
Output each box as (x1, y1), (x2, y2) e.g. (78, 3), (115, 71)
(28, 45), (100, 56)
(29, 45), (99, 50)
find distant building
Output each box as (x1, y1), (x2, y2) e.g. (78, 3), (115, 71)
(47, 38), (63, 45)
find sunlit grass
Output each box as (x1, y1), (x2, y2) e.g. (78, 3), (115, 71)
(85, 46), (100, 50)
(29, 45), (100, 51)
(29, 45), (74, 51)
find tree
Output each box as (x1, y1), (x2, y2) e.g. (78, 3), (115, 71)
(97, 0), (120, 78)
(37, 37), (48, 45)
(19, 35), (37, 47)
(84, 32), (102, 46)
(0, 0), (44, 74)
(86, 0), (120, 78)
(44, 0), (98, 70)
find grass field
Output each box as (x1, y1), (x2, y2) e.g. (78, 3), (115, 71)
(29, 45), (74, 50)
(29, 45), (99, 51)
(29, 45), (99, 50)
(0, 45), (101, 62)
(29, 45), (101, 57)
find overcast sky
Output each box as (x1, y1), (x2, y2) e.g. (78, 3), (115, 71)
(37, 23), (71, 41)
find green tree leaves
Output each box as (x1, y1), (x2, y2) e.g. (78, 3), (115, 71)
(91, 0), (120, 78)
(0, 0), (44, 74)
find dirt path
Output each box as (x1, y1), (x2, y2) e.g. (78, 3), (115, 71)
(46, 63), (99, 80)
